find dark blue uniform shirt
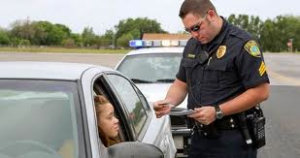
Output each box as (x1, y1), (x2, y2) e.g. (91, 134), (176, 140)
(176, 18), (270, 109)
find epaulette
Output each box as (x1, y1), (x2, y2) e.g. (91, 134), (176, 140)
(228, 25), (252, 42)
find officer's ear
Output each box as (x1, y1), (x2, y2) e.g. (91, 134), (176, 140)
(206, 9), (217, 21)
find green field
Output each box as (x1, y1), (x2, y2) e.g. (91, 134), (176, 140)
(0, 47), (130, 54)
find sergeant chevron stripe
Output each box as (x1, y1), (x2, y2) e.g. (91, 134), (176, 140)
(259, 61), (266, 76)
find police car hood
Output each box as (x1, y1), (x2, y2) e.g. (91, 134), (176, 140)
(136, 83), (187, 109)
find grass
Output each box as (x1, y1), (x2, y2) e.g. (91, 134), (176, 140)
(0, 47), (130, 54)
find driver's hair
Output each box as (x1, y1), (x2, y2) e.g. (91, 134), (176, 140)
(94, 95), (121, 147)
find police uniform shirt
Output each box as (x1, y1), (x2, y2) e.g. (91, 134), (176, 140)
(176, 18), (270, 108)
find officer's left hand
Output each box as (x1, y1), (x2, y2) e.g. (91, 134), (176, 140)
(188, 106), (216, 125)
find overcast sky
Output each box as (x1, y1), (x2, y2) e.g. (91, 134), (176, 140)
(1, 0), (299, 34)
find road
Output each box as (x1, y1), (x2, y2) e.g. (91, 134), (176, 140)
(1, 52), (300, 157)
(260, 53), (300, 158)
(0, 52), (124, 68)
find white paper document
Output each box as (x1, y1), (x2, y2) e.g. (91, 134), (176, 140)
(169, 108), (194, 116)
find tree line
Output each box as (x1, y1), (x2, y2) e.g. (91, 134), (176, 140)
(0, 14), (299, 52)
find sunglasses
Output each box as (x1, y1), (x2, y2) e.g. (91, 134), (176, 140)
(184, 13), (208, 33)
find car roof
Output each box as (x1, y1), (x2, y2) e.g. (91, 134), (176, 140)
(126, 47), (184, 56)
(0, 61), (113, 80)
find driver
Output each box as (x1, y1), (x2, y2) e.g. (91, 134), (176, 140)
(58, 95), (120, 158)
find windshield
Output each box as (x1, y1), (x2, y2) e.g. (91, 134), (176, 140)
(117, 53), (182, 83)
(0, 80), (83, 158)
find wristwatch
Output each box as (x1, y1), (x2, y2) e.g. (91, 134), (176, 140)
(215, 105), (224, 119)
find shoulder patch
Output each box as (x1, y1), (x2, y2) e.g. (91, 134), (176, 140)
(244, 40), (261, 58)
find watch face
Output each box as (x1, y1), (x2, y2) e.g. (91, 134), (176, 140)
(215, 106), (223, 119)
(217, 111), (223, 119)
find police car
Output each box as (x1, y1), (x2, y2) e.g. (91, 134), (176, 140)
(115, 40), (191, 157)
(0, 62), (176, 158)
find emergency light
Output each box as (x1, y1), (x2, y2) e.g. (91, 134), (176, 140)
(129, 39), (187, 48)
(129, 40), (144, 47)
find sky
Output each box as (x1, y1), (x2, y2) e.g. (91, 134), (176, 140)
(1, 0), (299, 35)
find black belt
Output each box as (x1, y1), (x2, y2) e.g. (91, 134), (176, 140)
(215, 116), (239, 130)
(192, 116), (239, 138)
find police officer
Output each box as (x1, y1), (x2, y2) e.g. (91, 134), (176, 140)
(153, 0), (270, 157)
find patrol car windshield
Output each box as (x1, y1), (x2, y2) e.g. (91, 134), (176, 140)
(0, 80), (84, 158)
(117, 53), (182, 83)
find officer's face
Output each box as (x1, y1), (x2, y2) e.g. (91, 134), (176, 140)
(182, 12), (215, 44)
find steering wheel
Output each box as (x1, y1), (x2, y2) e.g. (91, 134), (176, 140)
(0, 140), (59, 156)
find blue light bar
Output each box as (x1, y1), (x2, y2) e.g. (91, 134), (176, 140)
(129, 40), (144, 48)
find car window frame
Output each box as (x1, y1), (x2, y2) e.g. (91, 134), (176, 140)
(92, 75), (134, 142)
(102, 72), (153, 141)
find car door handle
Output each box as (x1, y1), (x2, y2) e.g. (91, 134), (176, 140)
(164, 135), (169, 147)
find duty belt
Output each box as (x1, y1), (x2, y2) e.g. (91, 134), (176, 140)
(192, 116), (239, 138)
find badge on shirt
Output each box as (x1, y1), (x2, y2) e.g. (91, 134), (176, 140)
(216, 45), (226, 59)
(259, 61), (266, 76)
(244, 40), (261, 58)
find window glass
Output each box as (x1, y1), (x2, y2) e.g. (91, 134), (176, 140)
(106, 75), (148, 137)
(0, 80), (82, 158)
(117, 53), (182, 83)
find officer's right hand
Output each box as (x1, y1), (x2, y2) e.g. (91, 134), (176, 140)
(153, 100), (174, 118)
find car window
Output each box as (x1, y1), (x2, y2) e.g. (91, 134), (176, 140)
(106, 74), (148, 138)
(0, 80), (83, 158)
(117, 53), (182, 83)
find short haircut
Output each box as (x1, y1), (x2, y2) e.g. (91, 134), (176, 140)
(179, 0), (217, 19)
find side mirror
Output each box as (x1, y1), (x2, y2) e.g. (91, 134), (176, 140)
(107, 142), (163, 158)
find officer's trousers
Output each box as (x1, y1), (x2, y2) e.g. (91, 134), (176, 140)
(188, 129), (257, 158)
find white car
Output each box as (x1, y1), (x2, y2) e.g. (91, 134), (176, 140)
(115, 47), (191, 157)
(0, 61), (176, 158)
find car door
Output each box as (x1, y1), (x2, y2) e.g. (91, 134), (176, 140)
(81, 68), (165, 158)
(102, 72), (176, 158)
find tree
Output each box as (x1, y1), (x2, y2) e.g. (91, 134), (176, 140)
(9, 19), (71, 46)
(31, 21), (68, 45)
(0, 28), (10, 45)
(82, 27), (97, 47)
(55, 24), (71, 37)
(99, 29), (115, 48)
(260, 15), (300, 52)
(227, 14), (263, 40)
(117, 33), (133, 48)
(62, 38), (76, 48)
(115, 17), (167, 42)
(10, 19), (35, 44)
(70, 33), (83, 47)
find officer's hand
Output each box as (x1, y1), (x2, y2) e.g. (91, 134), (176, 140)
(153, 100), (174, 118)
(188, 106), (216, 125)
